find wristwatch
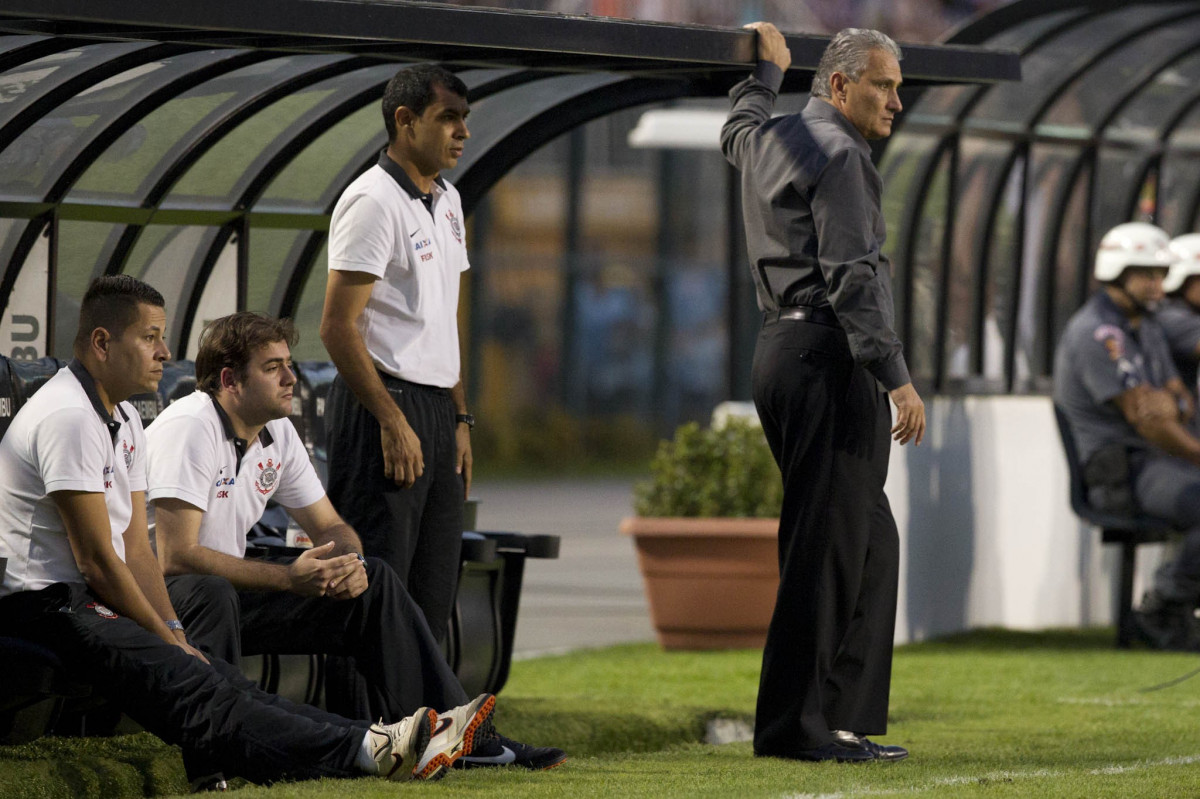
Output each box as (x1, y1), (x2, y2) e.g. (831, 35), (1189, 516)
(165, 619), (185, 632)
(455, 413), (475, 430)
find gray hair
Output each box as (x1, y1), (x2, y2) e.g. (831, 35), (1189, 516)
(811, 28), (902, 99)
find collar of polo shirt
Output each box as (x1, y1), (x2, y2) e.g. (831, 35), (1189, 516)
(68, 359), (128, 444)
(211, 395), (274, 474)
(376, 150), (446, 212)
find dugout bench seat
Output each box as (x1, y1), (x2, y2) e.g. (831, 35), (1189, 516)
(1053, 405), (1176, 647)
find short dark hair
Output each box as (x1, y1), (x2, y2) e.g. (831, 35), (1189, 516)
(74, 275), (165, 355)
(195, 312), (297, 396)
(381, 64), (468, 143)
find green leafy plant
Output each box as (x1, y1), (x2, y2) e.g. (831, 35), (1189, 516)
(633, 417), (782, 518)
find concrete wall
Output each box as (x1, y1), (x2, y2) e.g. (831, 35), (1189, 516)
(887, 395), (1168, 643)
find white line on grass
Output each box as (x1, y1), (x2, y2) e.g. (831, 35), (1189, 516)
(1056, 696), (1200, 708)
(779, 754), (1200, 798)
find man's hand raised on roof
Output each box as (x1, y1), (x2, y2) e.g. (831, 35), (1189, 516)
(744, 22), (791, 72)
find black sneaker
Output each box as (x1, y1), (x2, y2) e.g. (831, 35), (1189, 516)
(457, 718), (567, 770)
(189, 774), (228, 792)
(1133, 591), (1200, 651)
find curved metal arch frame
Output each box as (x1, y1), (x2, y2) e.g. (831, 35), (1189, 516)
(176, 223), (238, 356)
(923, 5), (1098, 126)
(0, 51), (368, 333)
(966, 143), (1027, 387)
(0, 40), (198, 337)
(0, 41), (188, 156)
(1144, 78), (1200, 233)
(887, 134), (956, 381)
(896, 2), (1200, 393)
(45, 49), (273, 205)
(1027, 10), (1200, 297)
(1019, 11), (1200, 356)
(895, 7), (1109, 393)
(121, 54), (366, 211)
(0, 35), (90, 76)
(178, 65), (401, 327)
(42, 50), (280, 285)
(454, 77), (702, 216)
(102, 55), (374, 287)
(228, 64), (402, 214)
(893, 5), (1100, 391)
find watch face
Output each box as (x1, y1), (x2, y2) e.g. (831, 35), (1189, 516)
(457, 414), (475, 428)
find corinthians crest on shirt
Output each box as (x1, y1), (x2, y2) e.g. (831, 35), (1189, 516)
(445, 209), (463, 243)
(122, 439), (135, 469)
(254, 458), (281, 495)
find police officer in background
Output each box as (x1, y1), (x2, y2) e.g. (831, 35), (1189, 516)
(721, 23), (924, 763)
(1158, 234), (1200, 413)
(1054, 222), (1200, 650)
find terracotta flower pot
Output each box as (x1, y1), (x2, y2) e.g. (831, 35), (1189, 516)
(620, 516), (779, 650)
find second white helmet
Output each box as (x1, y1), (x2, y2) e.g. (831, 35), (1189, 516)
(1094, 222), (1177, 283)
(1165, 233), (1200, 293)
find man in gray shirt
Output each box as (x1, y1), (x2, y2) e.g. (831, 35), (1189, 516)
(1054, 222), (1200, 650)
(1157, 234), (1200, 405)
(721, 23), (925, 763)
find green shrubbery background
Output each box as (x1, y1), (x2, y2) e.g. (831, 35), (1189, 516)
(633, 417), (782, 518)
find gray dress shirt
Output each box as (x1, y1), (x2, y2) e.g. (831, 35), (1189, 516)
(721, 62), (911, 391)
(1155, 298), (1200, 392)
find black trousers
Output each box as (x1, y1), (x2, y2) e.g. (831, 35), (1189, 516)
(0, 583), (366, 784)
(326, 374), (464, 645)
(751, 319), (899, 756)
(166, 557), (469, 720)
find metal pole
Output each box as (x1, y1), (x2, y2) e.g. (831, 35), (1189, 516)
(559, 128), (585, 411)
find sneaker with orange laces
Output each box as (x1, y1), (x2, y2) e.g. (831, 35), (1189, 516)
(413, 693), (495, 780)
(367, 707), (435, 780)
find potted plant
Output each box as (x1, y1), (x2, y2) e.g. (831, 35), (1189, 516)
(621, 415), (782, 650)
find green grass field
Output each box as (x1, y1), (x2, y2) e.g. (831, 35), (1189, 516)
(3, 629), (1200, 798)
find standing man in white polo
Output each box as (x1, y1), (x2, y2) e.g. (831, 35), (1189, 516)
(321, 63), (473, 647)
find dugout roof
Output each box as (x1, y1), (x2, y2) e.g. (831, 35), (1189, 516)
(0, 0), (1017, 358)
(878, 0), (1200, 396)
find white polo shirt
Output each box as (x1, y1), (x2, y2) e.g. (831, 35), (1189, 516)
(145, 391), (325, 559)
(0, 362), (145, 597)
(328, 151), (469, 388)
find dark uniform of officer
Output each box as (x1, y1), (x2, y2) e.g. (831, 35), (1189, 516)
(1054, 222), (1200, 650)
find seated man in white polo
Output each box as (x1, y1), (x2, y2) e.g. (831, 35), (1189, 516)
(146, 311), (565, 771)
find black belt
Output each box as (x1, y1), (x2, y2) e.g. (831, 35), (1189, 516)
(377, 371), (450, 396)
(762, 306), (840, 328)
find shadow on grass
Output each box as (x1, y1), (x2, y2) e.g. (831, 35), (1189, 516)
(910, 626), (1119, 651)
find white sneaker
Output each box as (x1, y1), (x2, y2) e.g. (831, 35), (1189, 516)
(368, 707), (435, 780)
(414, 693), (496, 780)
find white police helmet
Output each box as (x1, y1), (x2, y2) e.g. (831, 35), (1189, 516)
(1094, 222), (1176, 283)
(1164, 233), (1200, 293)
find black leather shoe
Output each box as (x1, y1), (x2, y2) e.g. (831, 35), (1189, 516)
(792, 741), (876, 762)
(832, 730), (908, 762)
